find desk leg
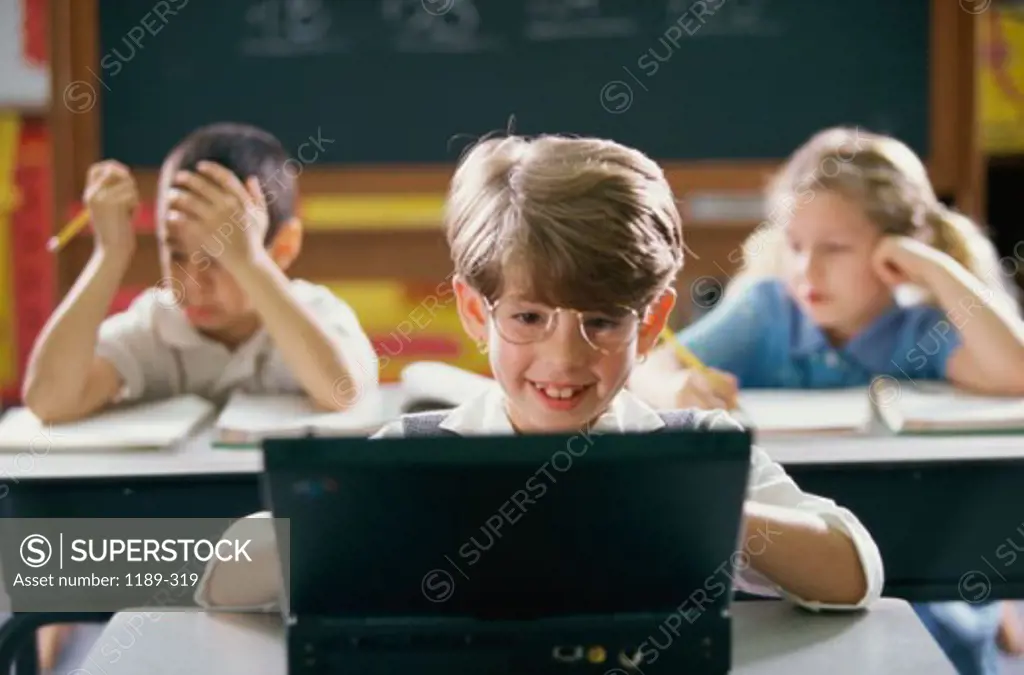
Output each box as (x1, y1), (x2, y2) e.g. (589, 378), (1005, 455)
(0, 615), (34, 675)
(14, 635), (35, 675)
(0, 614), (109, 675)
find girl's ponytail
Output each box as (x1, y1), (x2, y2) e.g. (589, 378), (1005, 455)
(925, 205), (1020, 313)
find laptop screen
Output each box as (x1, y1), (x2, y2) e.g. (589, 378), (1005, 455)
(262, 429), (751, 620)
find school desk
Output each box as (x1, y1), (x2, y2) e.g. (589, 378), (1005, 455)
(72, 599), (952, 674)
(0, 384), (407, 512)
(0, 428), (264, 675)
(0, 408), (1021, 673)
(1, 423), (1023, 591)
(763, 434), (1024, 602)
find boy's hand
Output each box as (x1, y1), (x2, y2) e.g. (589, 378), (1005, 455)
(674, 367), (739, 411)
(83, 160), (138, 256)
(168, 161), (269, 271)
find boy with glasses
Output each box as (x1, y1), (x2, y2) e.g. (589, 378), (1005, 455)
(375, 133), (882, 609)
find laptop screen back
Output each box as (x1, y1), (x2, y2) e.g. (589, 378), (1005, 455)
(262, 429), (751, 620)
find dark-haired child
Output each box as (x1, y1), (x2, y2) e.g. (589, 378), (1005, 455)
(23, 122), (377, 423)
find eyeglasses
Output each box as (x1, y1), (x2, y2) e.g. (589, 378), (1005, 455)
(484, 296), (645, 354)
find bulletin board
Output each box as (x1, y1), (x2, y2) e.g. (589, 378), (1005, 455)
(979, 5), (1024, 155)
(0, 0), (48, 110)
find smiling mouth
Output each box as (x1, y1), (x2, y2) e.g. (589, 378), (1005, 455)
(528, 381), (593, 405)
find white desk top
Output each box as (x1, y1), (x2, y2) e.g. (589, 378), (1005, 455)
(760, 432), (1024, 465)
(0, 428), (262, 482)
(2, 386), (1022, 482)
(0, 386), (404, 482)
(76, 599), (952, 674)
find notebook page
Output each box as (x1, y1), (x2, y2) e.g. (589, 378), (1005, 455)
(890, 383), (1024, 427)
(216, 392), (385, 437)
(0, 395), (215, 451)
(216, 393), (322, 435)
(400, 361), (495, 408)
(737, 388), (871, 434)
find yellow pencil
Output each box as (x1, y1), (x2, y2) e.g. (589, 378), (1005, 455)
(659, 327), (708, 373)
(659, 327), (738, 409)
(46, 210), (91, 253)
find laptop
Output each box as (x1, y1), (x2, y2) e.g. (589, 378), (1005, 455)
(262, 427), (752, 674)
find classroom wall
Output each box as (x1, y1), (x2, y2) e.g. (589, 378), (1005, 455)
(2, 1), (984, 403)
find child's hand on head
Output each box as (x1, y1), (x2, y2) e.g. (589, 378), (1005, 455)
(673, 367), (738, 411)
(168, 161), (269, 271)
(83, 160), (139, 255)
(872, 235), (946, 288)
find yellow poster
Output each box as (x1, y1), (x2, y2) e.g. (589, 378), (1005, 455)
(980, 6), (1024, 154)
(327, 280), (490, 383)
(0, 113), (19, 390)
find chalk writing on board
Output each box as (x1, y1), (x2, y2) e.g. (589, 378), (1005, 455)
(525, 0), (639, 41)
(381, 0), (502, 53)
(666, 0), (782, 38)
(241, 0), (350, 56)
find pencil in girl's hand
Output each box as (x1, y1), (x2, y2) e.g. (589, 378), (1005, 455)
(659, 327), (739, 411)
(46, 210), (91, 253)
(659, 327), (709, 373)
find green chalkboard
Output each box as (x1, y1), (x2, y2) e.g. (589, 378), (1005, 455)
(96, 0), (930, 167)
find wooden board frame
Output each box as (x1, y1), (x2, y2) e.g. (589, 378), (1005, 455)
(49, 0), (981, 301)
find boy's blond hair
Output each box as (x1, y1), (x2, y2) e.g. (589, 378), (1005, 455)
(731, 127), (1018, 310)
(445, 134), (683, 311)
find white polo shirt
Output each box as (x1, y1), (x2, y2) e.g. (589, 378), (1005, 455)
(95, 279), (379, 406)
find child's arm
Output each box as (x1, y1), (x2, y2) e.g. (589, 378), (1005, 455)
(923, 257), (1024, 393)
(740, 500), (870, 606)
(876, 236), (1024, 394)
(194, 511), (281, 611)
(229, 258), (371, 410)
(169, 163), (369, 410)
(22, 162), (138, 423)
(698, 409), (883, 608)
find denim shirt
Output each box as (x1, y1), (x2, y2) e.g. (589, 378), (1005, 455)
(677, 278), (962, 389)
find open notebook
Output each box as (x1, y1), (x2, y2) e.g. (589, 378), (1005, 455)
(734, 388), (873, 436)
(214, 391), (393, 446)
(737, 379), (1024, 436)
(214, 363), (497, 446)
(871, 379), (1024, 434)
(0, 395), (215, 452)
(398, 361), (496, 412)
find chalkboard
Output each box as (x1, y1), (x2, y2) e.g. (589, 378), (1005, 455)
(96, 0), (930, 167)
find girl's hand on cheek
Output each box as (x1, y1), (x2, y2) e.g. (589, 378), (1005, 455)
(871, 235), (945, 289)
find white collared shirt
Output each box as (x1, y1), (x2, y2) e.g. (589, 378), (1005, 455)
(196, 388), (884, 612)
(95, 279), (379, 405)
(374, 387), (884, 611)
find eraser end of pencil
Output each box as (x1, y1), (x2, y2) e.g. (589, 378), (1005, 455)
(45, 236), (60, 252)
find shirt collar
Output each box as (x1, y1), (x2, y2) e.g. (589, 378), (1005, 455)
(153, 289), (205, 348)
(153, 288), (269, 355)
(789, 296), (905, 374)
(438, 386), (666, 436)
